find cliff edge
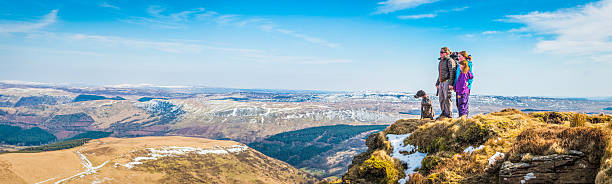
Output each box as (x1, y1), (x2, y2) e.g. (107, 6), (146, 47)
(335, 109), (612, 184)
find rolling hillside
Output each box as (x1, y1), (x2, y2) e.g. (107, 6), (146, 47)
(0, 136), (316, 184)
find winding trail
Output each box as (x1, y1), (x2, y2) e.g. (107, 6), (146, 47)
(35, 147), (108, 184)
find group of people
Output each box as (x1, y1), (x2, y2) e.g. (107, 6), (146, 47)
(414, 46), (474, 120)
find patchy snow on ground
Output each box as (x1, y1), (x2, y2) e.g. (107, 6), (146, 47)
(48, 149), (109, 184)
(489, 152), (505, 165)
(386, 134), (427, 184)
(521, 172), (536, 183)
(463, 145), (485, 154)
(121, 145), (249, 169)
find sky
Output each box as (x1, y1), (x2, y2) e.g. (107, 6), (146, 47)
(1, 0), (611, 97)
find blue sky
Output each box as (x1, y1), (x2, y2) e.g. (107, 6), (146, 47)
(1, 0), (611, 97)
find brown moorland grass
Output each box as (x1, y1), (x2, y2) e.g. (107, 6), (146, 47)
(0, 136), (315, 184)
(376, 109), (612, 183)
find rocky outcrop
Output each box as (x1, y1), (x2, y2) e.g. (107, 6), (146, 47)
(500, 151), (598, 183)
(337, 110), (612, 184)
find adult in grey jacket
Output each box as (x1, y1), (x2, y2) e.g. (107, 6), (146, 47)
(436, 47), (457, 118)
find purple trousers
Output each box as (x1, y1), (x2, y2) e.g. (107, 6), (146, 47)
(456, 93), (469, 116)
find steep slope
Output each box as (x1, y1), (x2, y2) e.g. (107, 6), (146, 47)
(248, 124), (387, 179)
(338, 109), (612, 184)
(0, 136), (316, 184)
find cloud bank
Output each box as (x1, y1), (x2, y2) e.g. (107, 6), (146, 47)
(0, 10), (58, 34)
(505, 0), (612, 62)
(375, 0), (439, 14)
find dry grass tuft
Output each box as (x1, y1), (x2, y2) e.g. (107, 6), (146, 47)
(384, 119), (430, 135)
(530, 112), (574, 124)
(509, 126), (607, 163)
(571, 113), (589, 127)
(559, 127), (608, 163)
(590, 113), (612, 124)
(489, 108), (524, 116)
(420, 155), (441, 174)
(425, 154), (488, 183)
(407, 172), (427, 184)
(365, 132), (391, 152)
(405, 117), (493, 154)
(509, 126), (566, 160)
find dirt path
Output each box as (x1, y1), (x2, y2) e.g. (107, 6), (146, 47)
(35, 147), (108, 184)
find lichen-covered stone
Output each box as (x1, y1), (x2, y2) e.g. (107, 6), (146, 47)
(499, 151), (598, 184)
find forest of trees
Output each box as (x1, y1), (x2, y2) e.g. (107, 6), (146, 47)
(73, 94), (125, 102)
(0, 125), (57, 145)
(66, 131), (112, 140)
(248, 124), (387, 166)
(16, 138), (91, 153)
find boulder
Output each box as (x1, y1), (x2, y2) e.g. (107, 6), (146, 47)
(500, 151), (598, 184)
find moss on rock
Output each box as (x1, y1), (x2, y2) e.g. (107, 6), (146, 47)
(343, 150), (403, 184)
(359, 150), (401, 184)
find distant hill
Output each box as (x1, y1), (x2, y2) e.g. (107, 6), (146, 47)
(45, 112), (95, 131)
(73, 94), (125, 102)
(137, 97), (168, 102)
(520, 108), (552, 112)
(14, 95), (70, 107)
(0, 136), (316, 184)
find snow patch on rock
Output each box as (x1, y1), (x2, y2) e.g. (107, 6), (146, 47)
(386, 134), (427, 184)
(489, 152), (505, 165)
(463, 145), (485, 154)
(520, 172), (536, 184)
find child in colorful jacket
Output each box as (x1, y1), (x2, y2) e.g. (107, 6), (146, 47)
(455, 51), (473, 92)
(455, 56), (474, 117)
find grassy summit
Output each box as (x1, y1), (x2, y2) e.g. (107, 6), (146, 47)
(0, 136), (316, 184)
(337, 109), (612, 184)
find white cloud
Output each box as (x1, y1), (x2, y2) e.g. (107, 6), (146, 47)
(395, 6), (468, 20)
(0, 10), (58, 34)
(374, 0), (439, 14)
(69, 33), (206, 53)
(51, 33), (346, 64)
(482, 31), (500, 35)
(215, 15), (241, 25)
(275, 29), (340, 48)
(452, 6), (469, 12)
(504, 0), (612, 61)
(100, 2), (120, 10)
(397, 13), (436, 19)
(122, 6), (208, 29)
(122, 6), (340, 48)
